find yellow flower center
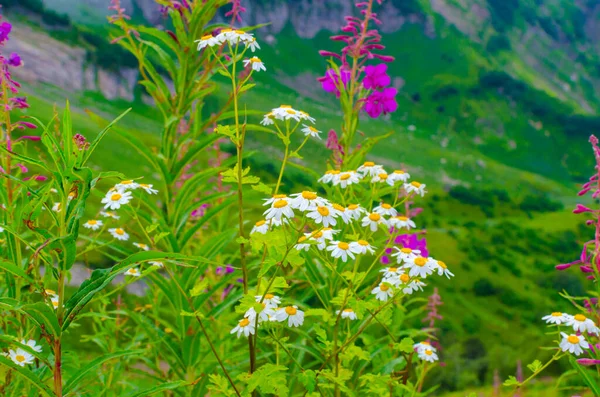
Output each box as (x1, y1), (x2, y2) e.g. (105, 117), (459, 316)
(52, 300), (59, 307)
(280, 105), (292, 108)
(317, 206), (330, 216)
(388, 267), (397, 273)
(308, 126), (318, 132)
(394, 170), (405, 174)
(298, 236), (307, 243)
(88, 220), (97, 225)
(438, 261), (447, 269)
(265, 294), (274, 299)
(250, 56), (261, 63)
(333, 204), (345, 211)
(358, 240), (369, 246)
(235, 30), (245, 34)
(121, 180), (133, 185)
(201, 34), (212, 40)
(255, 220), (266, 226)
(15, 354), (25, 363)
(285, 306), (297, 315)
(340, 173), (351, 181)
(414, 257), (428, 267)
(379, 283), (390, 291)
(574, 314), (587, 322)
(348, 204), (359, 210)
(140, 184), (150, 188)
(313, 231), (323, 238)
(343, 308), (354, 313)
(273, 194), (287, 199)
(422, 341), (431, 345)
(382, 204), (392, 209)
(400, 274), (410, 283)
(331, 170), (341, 175)
(337, 242), (349, 250)
(273, 200), (288, 209)
(115, 228), (125, 235)
(425, 350), (433, 356)
(378, 173), (388, 180)
(363, 161), (375, 167)
(111, 193), (122, 201)
(551, 312), (562, 317)
(302, 191), (317, 200)
(411, 181), (421, 188)
(396, 216), (408, 221)
(239, 318), (250, 327)
(568, 335), (580, 344)
(400, 248), (412, 254)
(46, 289), (56, 295)
(369, 213), (381, 221)
(221, 28), (233, 33)
(286, 109), (296, 114)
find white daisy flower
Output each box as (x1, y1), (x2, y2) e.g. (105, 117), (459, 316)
(318, 170), (341, 184)
(44, 289), (58, 298)
(432, 259), (454, 278)
(406, 256), (434, 278)
(50, 295), (60, 310)
(0, 226), (3, 232)
(414, 341), (436, 354)
(21, 340), (42, 353)
(372, 282), (394, 301)
(230, 318), (256, 338)
(289, 191), (326, 211)
(361, 212), (387, 232)
(245, 37), (260, 52)
(389, 169), (411, 184)
(301, 125), (321, 139)
(389, 216), (416, 230)
(245, 304), (276, 323)
(392, 247), (421, 264)
(305, 230), (328, 250)
(133, 242), (150, 251)
(371, 172), (394, 186)
(124, 267), (141, 277)
(114, 180), (139, 191)
(345, 204), (366, 220)
(295, 235), (311, 251)
(320, 227), (340, 240)
(333, 171), (360, 188)
(67, 192), (76, 201)
(272, 105), (302, 122)
(542, 312), (569, 325)
(298, 111), (316, 123)
(357, 161), (385, 177)
(263, 194), (289, 206)
(263, 199), (294, 221)
(337, 308), (358, 320)
(243, 56), (266, 72)
(559, 332), (589, 356)
(8, 348), (34, 367)
(373, 203), (398, 217)
(419, 349), (439, 362)
(327, 241), (355, 262)
(83, 219), (103, 230)
(251, 219), (270, 234)
(195, 34), (221, 50)
(275, 305), (305, 327)
(109, 227), (130, 241)
(349, 240), (375, 255)
(149, 261), (164, 268)
(306, 205), (337, 227)
(403, 279), (426, 295)
(260, 112), (275, 126)
(566, 314), (597, 333)
(101, 190), (133, 210)
(52, 202), (61, 212)
(139, 183), (158, 194)
(100, 211), (120, 219)
(380, 266), (404, 282)
(405, 181), (427, 197)
(331, 204), (352, 224)
(255, 293), (281, 309)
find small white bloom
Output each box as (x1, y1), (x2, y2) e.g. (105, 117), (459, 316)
(289, 191), (326, 212)
(357, 162), (385, 178)
(361, 212), (387, 232)
(149, 261), (164, 268)
(230, 318), (256, 338)
(109, 227), (130, 241)
(255, 293), (281, 309)
(245, 37), (261, 52)
(566, 314), (597, 333)
(349, 240), (375, 255)
(406, 256), (435, 278)
(83, 219), (103, 231)
(124, 267), (141, 277)
(559, 332), (589, 356)
(133, 242), (150, 251)
(67, 192), (76, 201)
(195, 34), (221, 50)
(100, 211), (120, 219)
(345, 204), (366, 220)
(251, 219), (270, 235)
(301, 124), (321, 139)
(263, 194), (289, 206)
(380, 266), (404, 282)
(298, 111), (316, 123)
(419, 348), (439, 362)
(272, 105), (302, 122)
(275, 305), (305, 327)
(404, 181), (427, 197)
(331, 204), (351, 224)
(0, 226), (3, 233)
(8, 348), (34, 367)
(260, 112), (275, 126)
(542, 312), (569, 325)
(320, 227), (340, 240)
(50, 295), (60, 310)
(21, 340), (42, 353)
(372, 282), (394, 301)
(392, 247), (421, 264)
(389, 169), (411, 184)
(306, 205), (337, 227)
(295, 235), (312, 251)
(263, 199), (294, 221)
(373, 203), (398, 217)
(243, 56), (266, 72)
(245, 305), (276, 323)
(371, 172), (394, 186)
(414, 341), (436, 354)
(333, 171), (360, 189)
(114, 180), (139, 191)
(101, 190), (133, 210)
(139, 183), (158, 194)
(52, 202), (61, 212)
(318, 170), (341, 184)
(327, 241), (355, 262)
(337, 308), (358, 320)
(389, 216), (416, 230)
(432, 259), (454, 278)
(403, 279), (426, 295)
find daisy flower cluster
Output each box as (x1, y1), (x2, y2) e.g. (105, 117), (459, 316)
(1, 340), (42, 367)
(542, 312), (599, 356)
(260, 105), (320, 140)
(231, 293), (305, 338)
(413, 341), (439, 363)
(196, 28), (265, 72)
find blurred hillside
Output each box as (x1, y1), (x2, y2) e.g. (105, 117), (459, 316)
(1, 0), (598, 392)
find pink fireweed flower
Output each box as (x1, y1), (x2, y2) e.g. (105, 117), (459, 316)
(318, 69), (351, 97)
(574, 204), (594, 214)
(363, 87), (398, 118)
(363, 64), (391, 90)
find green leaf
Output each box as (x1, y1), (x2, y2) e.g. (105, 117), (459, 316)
(395, 337), (415, 354)
(235, 236), (250, 245)
(0, 260), (35, 283)
(239, 83), (256, 93)
(208, 374), (237, 397)
(299, 370), (317, 393)
(527, 359), (542, 373)
(251, 182), (272, 195)
(503, 375), (520, 387)
(63, 350), (143, 395)
(128, 381), (187, 397)
(0, 356), (55, 396)
(190, 278), (210, 297)
(242, 364), (289, 396)
(81, 108), (132, 166)
(21, 302), (61, 337)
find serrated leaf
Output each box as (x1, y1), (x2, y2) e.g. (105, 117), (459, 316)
(0, 356), (54, 396)
(503, 375), (520, 387)
(251, 182), (272, 195)
(299, 370), (317, 393)
(395, 337), (415, 354)
(527, 359), (542, 373)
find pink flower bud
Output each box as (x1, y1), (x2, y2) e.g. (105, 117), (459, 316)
(556, 263), (573, 270)
(574, 204), (593, 214)
(577, 358), (600, 366)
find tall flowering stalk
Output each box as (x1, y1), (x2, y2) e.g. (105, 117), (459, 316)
(319, 0), (397, 167)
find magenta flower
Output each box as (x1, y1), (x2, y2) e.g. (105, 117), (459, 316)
(318, 69), (351, 97)
(363, 64), (390, 90)
(7, 53), (21, 67)
(363, 87), (398, 118)
(0, 21), (11, 44)
(574, 204), (594, 214)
